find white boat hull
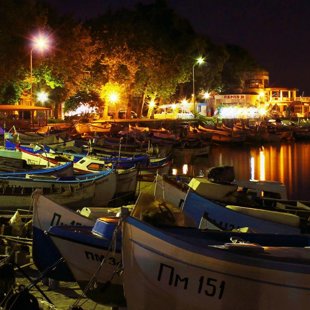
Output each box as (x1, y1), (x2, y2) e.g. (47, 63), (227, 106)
(122, 218), (310, 310)
(0, 170), (117, 210)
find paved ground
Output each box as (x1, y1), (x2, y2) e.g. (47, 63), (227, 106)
(14, 265), (112, 310)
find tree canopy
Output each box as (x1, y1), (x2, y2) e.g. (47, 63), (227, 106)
(0, 0), (262, 118)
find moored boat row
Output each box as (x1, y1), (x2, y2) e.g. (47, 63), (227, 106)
(1, 120), (310, 309)
(14, 164), (308, 309)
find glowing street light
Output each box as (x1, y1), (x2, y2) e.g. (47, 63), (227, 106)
(37, 91), (49, 104)
(147, 99), (156, 118)
(29, 33), (51, 105)
(108, 92), (119, 104)
(192, 56), (205, 112)
(203, 91), (210, 100)
(108, 91), (120, 119)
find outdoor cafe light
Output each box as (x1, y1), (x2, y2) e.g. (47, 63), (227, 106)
(258, 90), (265, 98)
(181, 98), (189, 106)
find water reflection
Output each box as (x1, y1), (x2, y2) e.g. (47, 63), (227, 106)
(172, 142), (310, 200)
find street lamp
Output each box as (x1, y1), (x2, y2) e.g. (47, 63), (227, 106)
(147, 99), (156, 118)
(37, 90), (49, 104)
(192, 56), (205, 113)
(30, 33), (50, 105)
(203, 91), (210, 116)
(108, 91), (120, 119)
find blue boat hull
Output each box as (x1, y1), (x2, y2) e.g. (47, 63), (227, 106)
(182, 190), (300, 234)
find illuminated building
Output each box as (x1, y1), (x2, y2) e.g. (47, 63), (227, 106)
(198, 70), (310, 118)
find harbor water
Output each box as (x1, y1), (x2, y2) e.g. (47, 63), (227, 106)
(172, 141), (310, 201)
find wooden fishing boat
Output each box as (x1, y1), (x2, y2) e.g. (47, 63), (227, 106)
(181, 172), (310, 233)
(150, 130), (180, 145)
(13, 139), (151, 170)
(32, 192), (95, 281)
(129, 124), (150, 133)
(74, 121), (112, 135)
(88, 121), (112, 133)
(0, 147), (61, 168)
(4, 137), (76, 152)
(48, 217), (125, 307)
(73, 155), (138, 205)
(153, 165), (310, 233)
(5, 140), (76, 164)
(154, 174), (190, 208)
(136, 154), (173, 181)
(31, 191), (125, 281)
(45, 193), (184, 306)
(74, 122), (91, 135)
(0, 161), (74, 177)
(173, 142), (211, 159)
(94, 135), (150, 154)
(122, 207), (310, 310)
(0, 169), (116, 211)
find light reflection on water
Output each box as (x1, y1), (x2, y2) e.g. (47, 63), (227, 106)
(172, 142), (310, 200)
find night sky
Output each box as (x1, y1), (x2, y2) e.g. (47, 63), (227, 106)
(44, 0), (310, 95)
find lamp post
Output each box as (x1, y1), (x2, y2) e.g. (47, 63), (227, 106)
(30, 33), (50, 105)
(192, 56), (205, 113)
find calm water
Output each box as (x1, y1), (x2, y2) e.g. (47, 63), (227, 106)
(172, 141), (310, 201)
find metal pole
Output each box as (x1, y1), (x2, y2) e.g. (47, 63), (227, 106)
(30, 49), (33, 105)
(192, 64), (196, 113)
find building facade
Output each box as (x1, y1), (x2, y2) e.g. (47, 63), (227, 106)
(199, 70), (309, 118)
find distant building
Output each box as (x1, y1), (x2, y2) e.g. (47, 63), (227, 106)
(198, 70), (310, 118)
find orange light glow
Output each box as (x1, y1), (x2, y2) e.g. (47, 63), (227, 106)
(259, 148), (265, 181)
(250, 156), (255, 180)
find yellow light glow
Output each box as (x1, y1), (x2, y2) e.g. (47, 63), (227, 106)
(258, 107), (267, 116)
(149, 99), (156, 108)
(203, 92), (210, 99)
(181, 99), (189, 106)
(171, 103), (177, 110)
(258, 91), (265, 98)
(37, 91), (48, 103)
(219, 106), (267, 119)
(172, 168), (178, 175)
(196, 57), (205, 65)
(259, 148), (265, 181)
(109, 92), (119, 104)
